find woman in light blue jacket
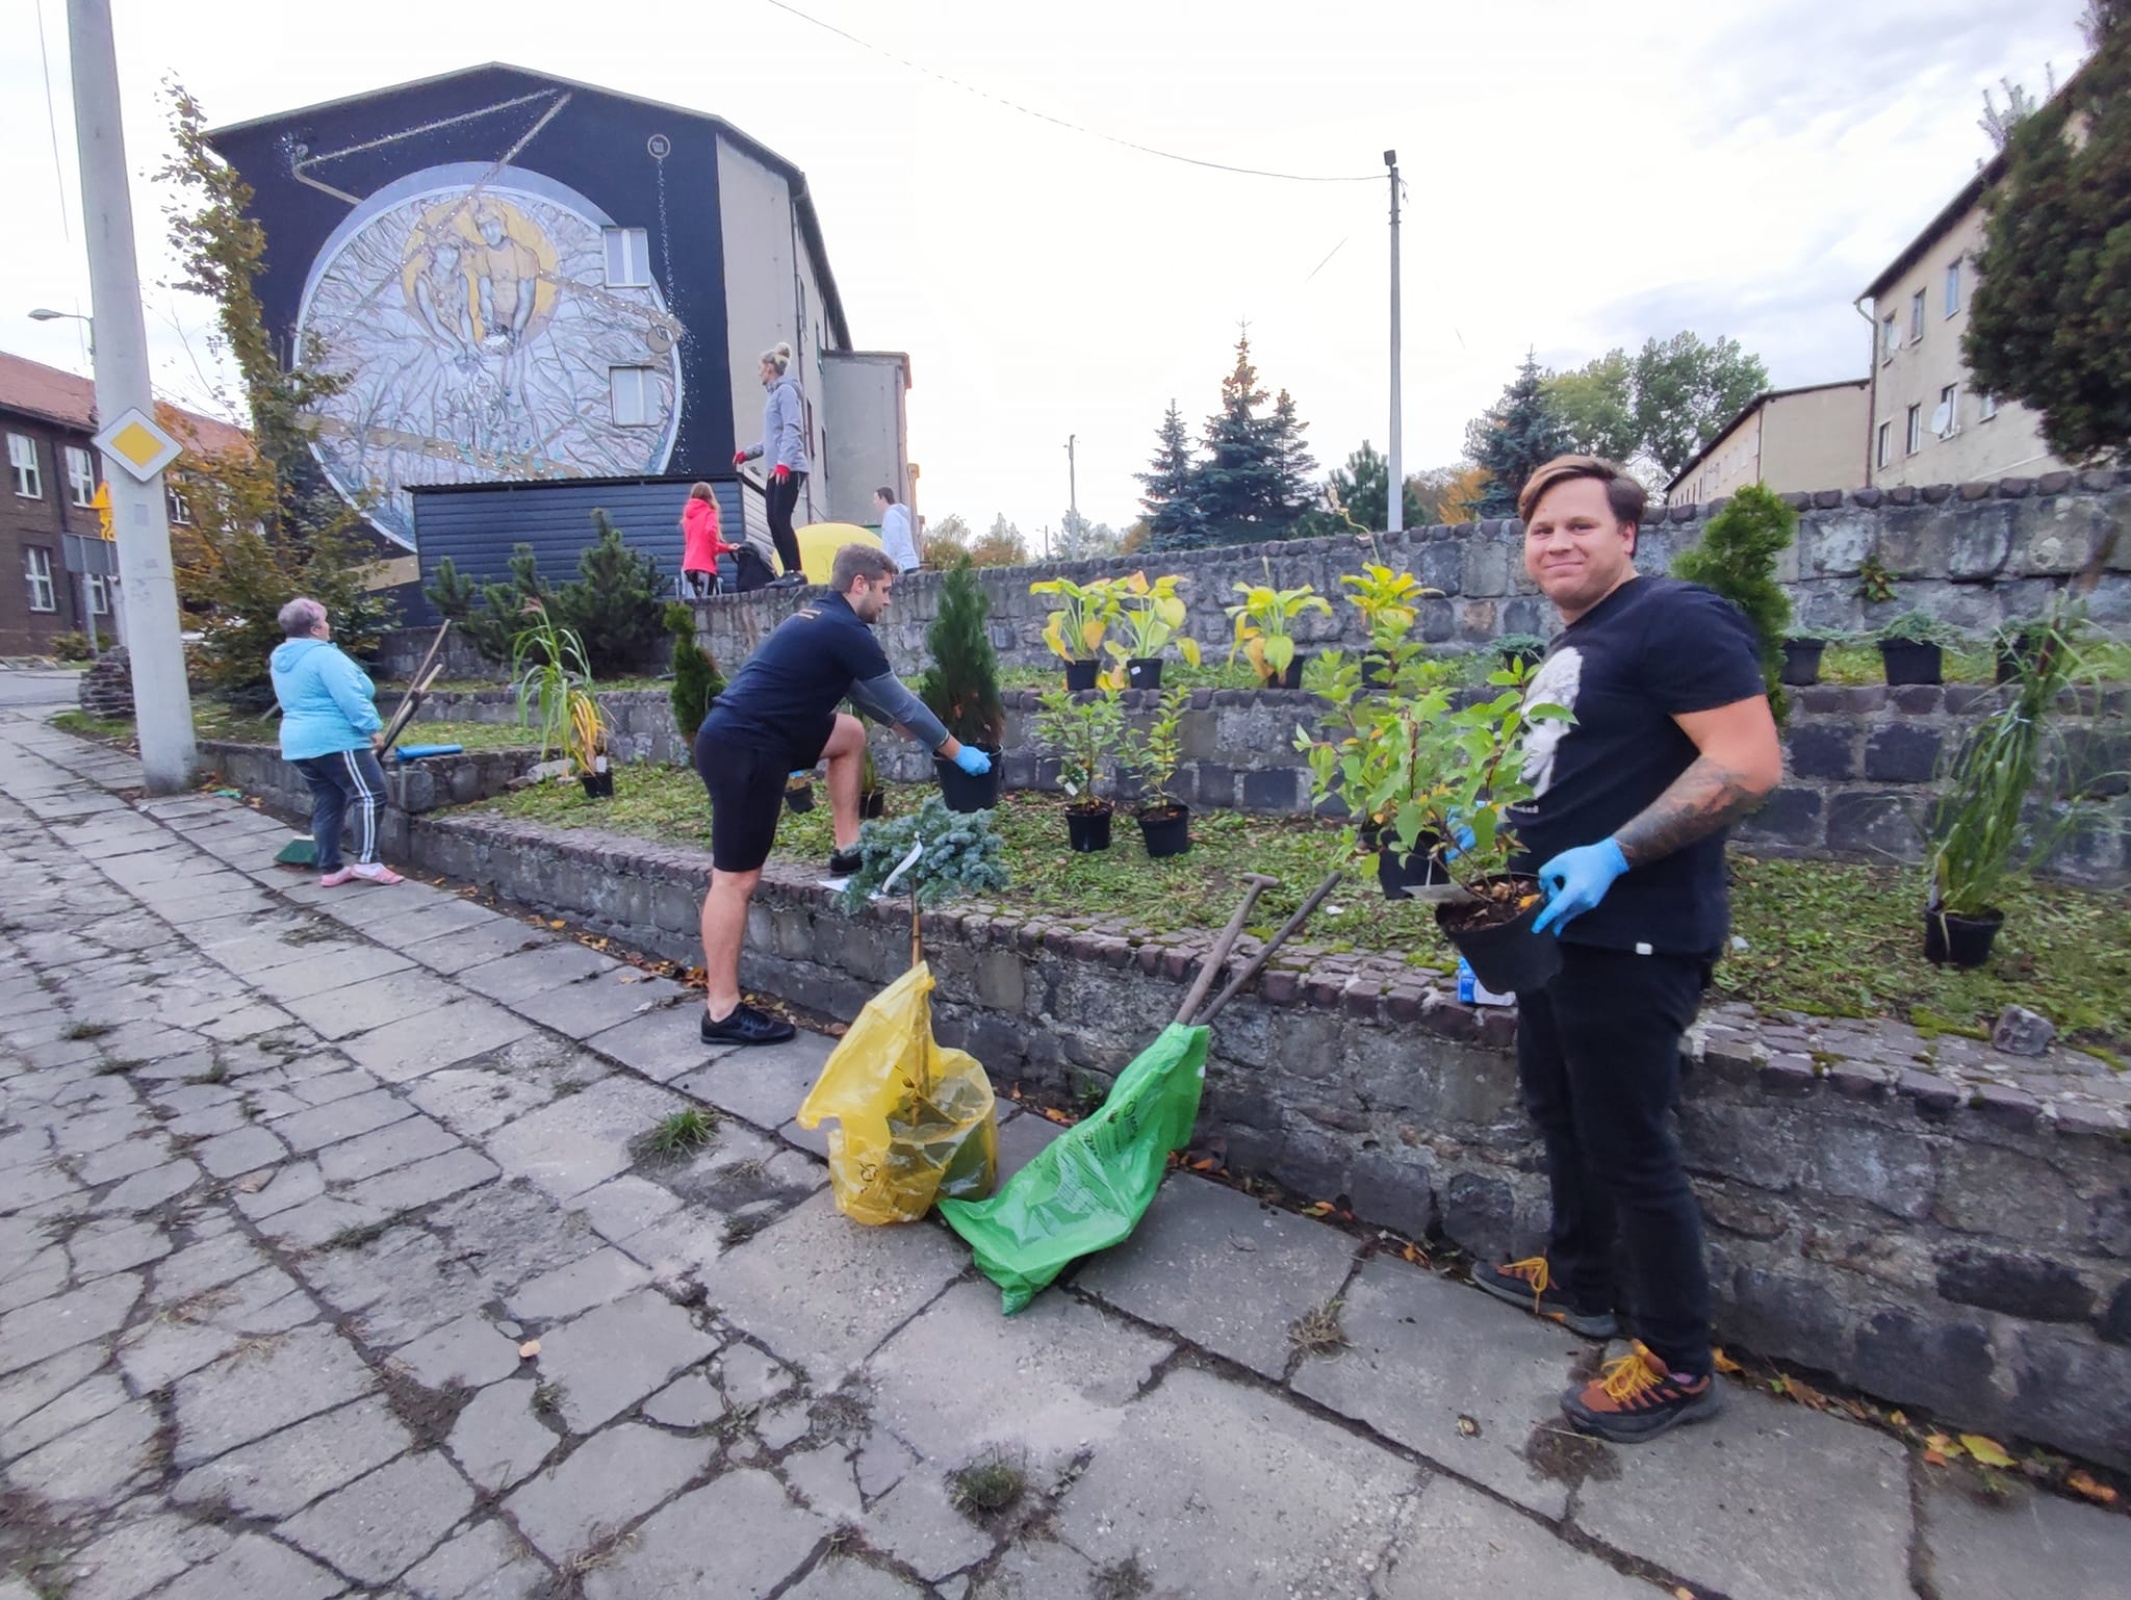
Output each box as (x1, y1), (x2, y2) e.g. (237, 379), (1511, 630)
(732, 340), (810, 585)
(268, 597), (402, 887)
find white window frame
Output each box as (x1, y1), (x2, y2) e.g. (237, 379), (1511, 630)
(1937, 384), (1960, 438)
(1906, 403), (1923, 455)
(1909, 290), (1926, 344)
(1943, 259), (1961, 318)
(1879, 313), (1897, 362)
(167, 482), (192, 526)
(8, 433), (42, 499)
(85, 572), (109, 615)
(608, 366), (659, 427)
(602, 228), (652, 288)
(1876, 420), (1893, 469)
(1978, 391), (1999, 422)
(65, 445), (97, 507)
(24, 546), (56, 612)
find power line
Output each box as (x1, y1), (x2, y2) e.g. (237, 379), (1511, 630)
(34, 0), (72, 243)
(759, 0), (1380, 184)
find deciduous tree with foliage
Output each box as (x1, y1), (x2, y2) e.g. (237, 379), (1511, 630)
(1670, 483), (1796, 717)
(970, 515), (1029, 568)
(1468, 352), (1574, 519)
(1542, 349), (1641, 464)
(1540, 334), (1768, 483)
(1966, 2), (2131, 466)
(923, 513), (972, 569)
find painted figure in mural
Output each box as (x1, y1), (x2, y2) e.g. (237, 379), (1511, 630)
(411, 237), (475, 363)
(472, 205), (541, 347)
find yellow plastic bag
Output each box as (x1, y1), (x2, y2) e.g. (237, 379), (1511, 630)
(795, 961), (998, 1225)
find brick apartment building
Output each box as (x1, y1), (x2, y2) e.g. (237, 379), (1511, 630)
(1, 351), (246, 658)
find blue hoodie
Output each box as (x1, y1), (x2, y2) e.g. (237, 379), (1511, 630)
(270, 637), (382, 761)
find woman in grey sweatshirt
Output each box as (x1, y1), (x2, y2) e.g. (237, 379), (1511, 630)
(733, 341), (810, 583)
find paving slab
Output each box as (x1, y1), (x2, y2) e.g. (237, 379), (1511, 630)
(339, 999), (540, 1085)
(860, 1470), (994, 1582)
(583, 1005), (739, 1083)
(503, 1421), (714, 1562)
(400, 920), (556, 976)
(3, 1395), (161, 1506)
(59, 1510), (234, 1600)
(193, 1123), (290, 1179)
(396, 1517), (549, 1600)
(455, 943), (619, 1005)
(481, 1076), (686, 1200)
(529, 1288), (719, 1433)
(1290, 1253), (1588, 1519)
(446, 1378), (561, 1493)
(171, 1394), (414, 1519)
(514, 974), (691, 1041)
(246, 945), (420, 1003)
(152, 1532), (348, 1600)
(506, 1246), (652, 1323)
(317, 1114), (460, 1185)
(1074, 1174), (1358, 1379)
(99, 1158), (204, 1213)
(966, 1539), (1102, 1600)
(1054, 1365), (1419, 1599)
(571, 1174), (683, 1245)
(782, 1555), (929, 1600)
(345, 1147), (499, 1212)
(405, 1050), (579, 1139)
(0, 1346), (106, 1432)
(279, 969), (465, 1042)
(270, 1087), (416, 1153)
(582, 1467), (824, 1600)
(1378, 1473), (1660, 1598)
(1918, 1480), (2131, 1600)
(279, 1450), (476, 1586)
(670, 1029), (837, 1131)
(1571, 1382), (1913, 1600)
(643, 1372), (727, 1428)
(172, 1324), (378, 1467)
(117, 1264), (314, 1391)
(390, 1311), (525, 1387)
(6, 1370), (127, 1459)
(0, 1270), (141, 1377)
(704, 1191), (969, 1380)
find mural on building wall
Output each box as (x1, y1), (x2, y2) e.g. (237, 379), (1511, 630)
(296, 163), (683, 546)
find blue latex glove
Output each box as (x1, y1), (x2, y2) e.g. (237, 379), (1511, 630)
(951, 745), (992, 776)
(1532, 838), (1630, 936)
(1440, 822), (1477, 861)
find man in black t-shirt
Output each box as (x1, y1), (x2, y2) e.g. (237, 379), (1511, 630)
(1469, 456), (1781, 1444)
(692, 544), (992, 1046)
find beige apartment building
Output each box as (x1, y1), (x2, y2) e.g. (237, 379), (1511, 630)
(1665, 379), (1870, 506)
(1860, 156), (2063, 489)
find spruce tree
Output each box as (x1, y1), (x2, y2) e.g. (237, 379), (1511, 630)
(666, 602), (725, 743)
(1670, 484), (1796, 718)
(1137, 400), (1203, 546)
(466, 544), (553, 664)
(1471, 351), (1574, 519)
(1268, 389), (1319, 519)
(916, 560), (1005, 748)
(1190, 332), (1284, 543)
(557, 510), (665, 678)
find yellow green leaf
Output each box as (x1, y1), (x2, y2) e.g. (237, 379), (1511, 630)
(1960, 1435), (2014, 1469)
(1177, 637), (1202, 666)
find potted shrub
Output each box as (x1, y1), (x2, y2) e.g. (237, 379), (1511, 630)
(1102, 571), (1201, 690)
(1226, 565), (1332, 689)
(1876, 611), (1960, 686)
(1495, 632), (1550, 672)
(512, 599), (614, 796)
(1123, 685), (1194, 857)
(666, 602), (725, 743)
(859, 743), (887, 819)
(1923, 604), (2089, 968)
(838, 795), (1009, 911)
(1028, 574), (1116, 691)
(1779, 627), (1846, 688)
(920, 560), (1007, 812)
(1034, 686), (1124, 851)
(785, 771), (815, 813)
(1340, 563), (1439, 692)
(1671, 481), (1796, 714)
(569, 687), (614, 798)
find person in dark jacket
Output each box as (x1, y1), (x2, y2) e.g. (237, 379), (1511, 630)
(733, 341), (809, 586)
(269, 597), (403, 887)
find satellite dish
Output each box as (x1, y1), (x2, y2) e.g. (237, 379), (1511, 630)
(1931, 401), (1952, 437)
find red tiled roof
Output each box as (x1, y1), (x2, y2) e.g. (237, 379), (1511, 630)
(0, 349), (251, 460)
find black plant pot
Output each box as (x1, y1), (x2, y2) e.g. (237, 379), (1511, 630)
(1995, 630), (2042, 686)
(1064, 660), (1100, 692)
(1362, 651), (1393, 691)
(1879, 640), (1943, 686)
(1125, 657), (1164, 691)
(1256, 654), (1307, 691)
(861, 788), (887, 820)
(1377, 834), (1449, 900)
(784, 781), (815, 813)
(579, 769), (615, 800)
(1923, 906), (2002, 968)
(935, 746), (1004, 813)
(1065, 804), (1113, 853)
(1435, 875), (1561, 994)
(1780, 639), (1826, 687)
(1138, 803), (1192, 858)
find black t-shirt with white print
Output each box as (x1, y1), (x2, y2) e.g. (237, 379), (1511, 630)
(1507, 576), (1767, 959)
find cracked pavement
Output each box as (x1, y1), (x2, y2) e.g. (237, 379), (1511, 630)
(2, 710), (2125, 1600)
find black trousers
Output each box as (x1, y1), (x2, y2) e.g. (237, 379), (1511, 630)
(293, 747), (387, 872)
(1516, 942), (1713, 1377)
(765, 471), (806, 575)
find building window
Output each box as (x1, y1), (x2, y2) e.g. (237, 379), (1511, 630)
(603, 228), (652, 288)
(24, 547), (56, 612)
(609, 366), (660, 427)
(65, 445), (96, 507)
(1935, 384), (1960, 438)
(1944, 259), (1961, 318)
(167, 483), (193, 526)
(8, 433), (42, 498)
(1909, 290), (1926, 344)
(1880, 313), (1897, 362)
(1906, 403), (1923, 455)
(86, 573), (109, 615)
(1876, 420), (1893, 469)
(1978, 391), (1998, 422)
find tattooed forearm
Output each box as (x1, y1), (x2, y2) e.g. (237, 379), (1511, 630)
(1611, 756), (1767, 867)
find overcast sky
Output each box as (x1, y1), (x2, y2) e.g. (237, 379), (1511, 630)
(1, 0), (2088, 541)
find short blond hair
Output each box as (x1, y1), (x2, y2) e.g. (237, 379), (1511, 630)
(1517, 455), (1647, 528)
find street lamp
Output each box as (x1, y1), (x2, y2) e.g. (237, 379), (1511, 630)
(28, 308), (93, 354)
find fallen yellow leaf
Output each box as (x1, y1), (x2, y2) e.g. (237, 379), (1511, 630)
(1961, 1435), (2014, 1469)
(1924, 1432), (1964, 1459)
(1712, 1349), (1744, 1376)
(2065, 1470), (2118, 1506)
(1300, 1201), (1334, 1217)
(1674, 1588), (1696, 1600)
(548, 919), (566, 929)
(1889, 1410), (1908, 1428)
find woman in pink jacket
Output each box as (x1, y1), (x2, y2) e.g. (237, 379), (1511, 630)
(680, 482), (732, 597)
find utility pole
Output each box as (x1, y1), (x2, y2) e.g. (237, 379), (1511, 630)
(1385, 150), (1403, 535)
(68, 0), (196, 792)
(1065, 434), (1078, 557)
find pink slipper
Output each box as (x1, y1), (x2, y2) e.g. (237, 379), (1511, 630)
(349, 864), (404, 885)
(318, 867), (356, 887)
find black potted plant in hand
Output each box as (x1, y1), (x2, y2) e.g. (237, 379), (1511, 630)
(1034, 686), (1123, 851)
(1123, 685), (1194, 857)
(919, 559), (1007, 812)
(1876, 611), (1959, 686)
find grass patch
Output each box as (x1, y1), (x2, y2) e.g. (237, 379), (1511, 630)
(1093, 1555), (1155, 1600)
(641, 1107), (717, 1160)
(471, 772), (2131, 1052)
(63, 1021), (115, 1040)
(1289, 1298), (1349, 1357)
(94, 1057), (147, 1077)
(51, 710), (134, 743)
(948, 1449), (1027, 1519)
(1814, 641), (1999, 686)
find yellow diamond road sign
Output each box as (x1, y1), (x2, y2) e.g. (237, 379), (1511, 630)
(91, 407), (183, 484)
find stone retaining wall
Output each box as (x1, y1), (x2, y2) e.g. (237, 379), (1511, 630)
(407, 688), (684, 767)
(694, 473), (2131, 679)
(200, 740), (540, 861)
(354, 805), (2131, 1469)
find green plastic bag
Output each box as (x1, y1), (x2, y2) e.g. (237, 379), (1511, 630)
(939, 1022), (1208, 1313)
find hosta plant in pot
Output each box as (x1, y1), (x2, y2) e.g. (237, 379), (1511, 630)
(1876, 611), (1960, 686)
(1103, 571), (1201, 690)
(1226, 564), (1331, 688)
(1123, 685), (1194, 857)
(1034, 686), (1124, 852)
(1028, 574), (1116, 691)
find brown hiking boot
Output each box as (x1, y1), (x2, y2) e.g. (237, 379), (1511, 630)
(1561, 1340), (1724, 1443)
(1471, 1256), (1620, 1339)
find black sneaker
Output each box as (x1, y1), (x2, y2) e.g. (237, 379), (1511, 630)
(700, 1003), (796, 1046)
(1561, 1340), (1724, 1442)
(1471, 1256), (1620, 1339)
(768, 572), (806, 588)
(827, 846), (863, 876)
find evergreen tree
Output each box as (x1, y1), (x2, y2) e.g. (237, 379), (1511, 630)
(1322, 441), (1424, 532)
(917, 560), (1005, 747)
(666, 602), (725, 742)
(424, 556), (479, 623)
(1671, 484), (1796, 719)
(466, 545), (553, 665)
(1137, 400), (1202, 545)
(1268, 389), (1319, 518)
(556, 511), (665, 678)
(1190, 331), (1285, 542)
(1966, 4), (2131, 466)
(1469, 352), (1574, 519)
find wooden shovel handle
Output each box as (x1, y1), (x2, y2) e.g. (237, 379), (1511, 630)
(1196, 870), (1344, 1025)
(1174, 873), (1278, 1026)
